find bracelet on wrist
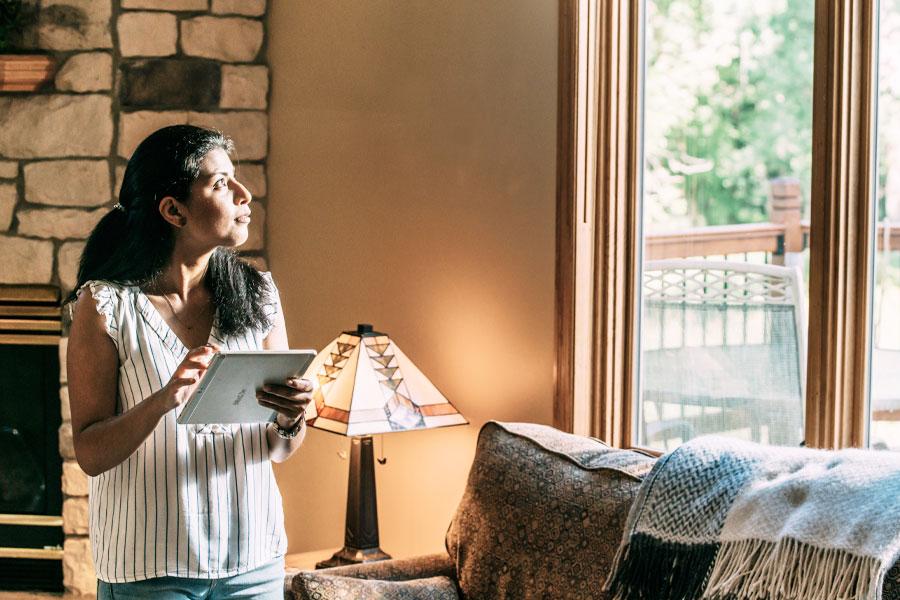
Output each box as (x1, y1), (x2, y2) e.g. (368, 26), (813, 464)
(273, 413), (305, 439)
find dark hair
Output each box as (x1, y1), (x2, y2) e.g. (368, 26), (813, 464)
(66, 125), (271, 338)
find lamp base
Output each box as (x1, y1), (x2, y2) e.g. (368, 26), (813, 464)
(315, 545), (392, 569)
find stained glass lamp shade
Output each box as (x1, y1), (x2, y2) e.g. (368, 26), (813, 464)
(303, 324), (467, 567)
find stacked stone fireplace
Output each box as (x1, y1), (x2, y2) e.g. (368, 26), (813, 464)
(0, 0), (270, 595)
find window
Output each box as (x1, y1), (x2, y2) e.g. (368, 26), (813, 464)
(555, 0), (883, 450)
(638, 0), (814, 451)
(870, 0), (900, 450)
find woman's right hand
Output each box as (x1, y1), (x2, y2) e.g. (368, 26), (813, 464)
(156, 344), (219, 412)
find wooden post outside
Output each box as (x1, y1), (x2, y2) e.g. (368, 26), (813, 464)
(769, 177), (805, 268)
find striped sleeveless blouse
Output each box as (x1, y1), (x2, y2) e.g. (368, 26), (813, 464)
(80, 274), (287, 583)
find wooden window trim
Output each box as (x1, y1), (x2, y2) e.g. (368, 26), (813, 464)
(554, 0), (578, 434)
(805, 0), (877, 448)
(555, 0), (878, 449)
(554, 0), (641, 446)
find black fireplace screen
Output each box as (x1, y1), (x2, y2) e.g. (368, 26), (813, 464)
(0, 344), (61, 516)
(0, 344), (64, 592)
(0, 424), (46, 513)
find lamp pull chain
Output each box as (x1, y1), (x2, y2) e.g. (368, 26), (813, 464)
(377, 435), (387, 465)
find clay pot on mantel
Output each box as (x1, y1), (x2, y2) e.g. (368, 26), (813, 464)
(0, 54), (54, 92)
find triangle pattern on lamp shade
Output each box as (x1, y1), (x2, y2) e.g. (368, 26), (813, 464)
(302, 329), (468, 436)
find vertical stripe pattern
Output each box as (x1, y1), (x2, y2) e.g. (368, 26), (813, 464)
(83, 277), (287, 583)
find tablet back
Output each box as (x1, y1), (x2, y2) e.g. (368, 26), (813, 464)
(176, 350), (316, 425)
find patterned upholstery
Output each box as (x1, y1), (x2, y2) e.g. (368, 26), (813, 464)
(292, 573), (459, 600)
(445, 421), (655, 600)
(297, 553), (454, 582)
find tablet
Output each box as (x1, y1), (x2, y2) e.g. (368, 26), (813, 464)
(176, 350), (317, 425)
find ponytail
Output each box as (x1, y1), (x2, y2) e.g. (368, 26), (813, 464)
(67, 205), (171, 305)
(74, 207), (130, 285)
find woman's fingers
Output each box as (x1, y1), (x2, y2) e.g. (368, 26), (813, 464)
(263, 383), (312, 401)
(186, 344), (216, 358)
(160, 348), (217, 410)
(172, 346), (218, 379)
(169, 376), (198, 389)
(257, 389), (312, 407)
(256, 397), (303, 420)
(257, 378), (313, 421)
(257, 387), (311, 407)
(172, 362), (210, 381)
(179, 359), (210, 370)
(286, 377), (314, 392)
(184, 346), (216, 366)
(181, 346), (216, 368)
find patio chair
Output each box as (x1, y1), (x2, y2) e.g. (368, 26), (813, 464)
(640, 259), (806, 449)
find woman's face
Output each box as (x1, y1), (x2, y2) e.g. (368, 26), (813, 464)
(179, 148), (252, 250)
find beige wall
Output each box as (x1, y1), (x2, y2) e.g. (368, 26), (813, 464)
(267, 1), (557, 557)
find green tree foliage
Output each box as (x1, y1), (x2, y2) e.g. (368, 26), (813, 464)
(645, 0), (814, 228)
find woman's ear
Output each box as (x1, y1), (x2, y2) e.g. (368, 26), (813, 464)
(158, 196), (186, 228)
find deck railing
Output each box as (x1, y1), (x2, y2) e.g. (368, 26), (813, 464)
(644, 177), (900, 262)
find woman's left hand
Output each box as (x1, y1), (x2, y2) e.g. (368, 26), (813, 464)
(256, 377), (313, 427)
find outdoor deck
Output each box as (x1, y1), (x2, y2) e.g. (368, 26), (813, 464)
(642, 178), (899, 449)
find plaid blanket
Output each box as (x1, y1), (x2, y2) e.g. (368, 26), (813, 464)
(604, 436), (900, 600)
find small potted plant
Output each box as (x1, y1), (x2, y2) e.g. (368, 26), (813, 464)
(0, 0), (53, 92)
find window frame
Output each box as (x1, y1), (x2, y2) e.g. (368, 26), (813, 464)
(554, 0), (878, 449)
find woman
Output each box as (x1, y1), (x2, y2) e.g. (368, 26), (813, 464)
(66, 125), (310, 599)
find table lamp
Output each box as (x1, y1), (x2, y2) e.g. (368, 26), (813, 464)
(302, 323), (468, 568)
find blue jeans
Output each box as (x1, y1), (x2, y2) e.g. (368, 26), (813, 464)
(97, 558), (285, 599)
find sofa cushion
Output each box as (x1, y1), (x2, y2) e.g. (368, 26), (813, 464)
(292, 572), (459, 600)
(446, 421), (655, 599)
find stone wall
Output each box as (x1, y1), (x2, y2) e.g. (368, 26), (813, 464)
(0, 0), (270, 595)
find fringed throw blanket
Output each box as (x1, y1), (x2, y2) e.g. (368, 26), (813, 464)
(604, 436), (900, 600)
